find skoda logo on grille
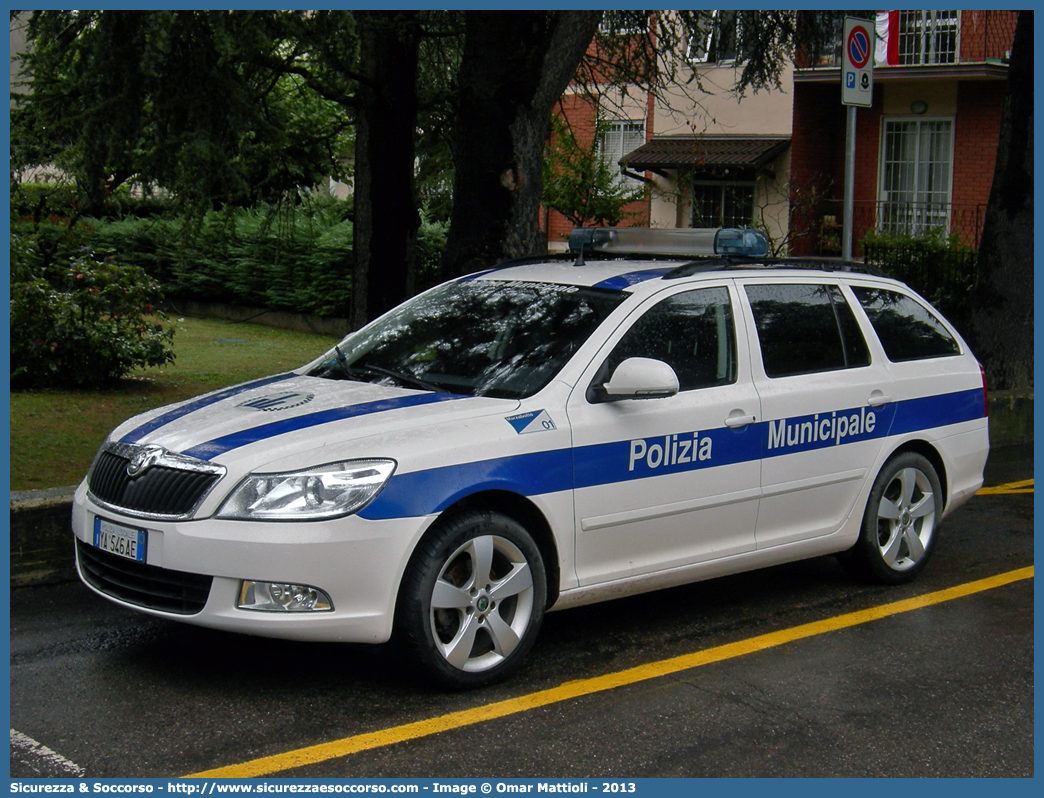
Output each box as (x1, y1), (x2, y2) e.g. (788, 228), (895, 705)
(236, 392), (315, 412)
(127, 444), (166, 478)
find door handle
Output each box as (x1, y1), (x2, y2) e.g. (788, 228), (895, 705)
(724, 412), (757, 429)
(867, 390), (893, 408)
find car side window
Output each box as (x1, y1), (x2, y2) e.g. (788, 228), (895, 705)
(745, 283), (871, 378)
(851, 286), (961, 361)
(600, 286), (737, 392)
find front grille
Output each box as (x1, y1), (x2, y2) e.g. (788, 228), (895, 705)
(88, 443), (224, 518)
(77, 539), (213, 615)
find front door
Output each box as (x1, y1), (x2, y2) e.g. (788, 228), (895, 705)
(567, 282), (763, 586)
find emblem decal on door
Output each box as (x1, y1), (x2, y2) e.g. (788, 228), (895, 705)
(505, 410), (557, 434)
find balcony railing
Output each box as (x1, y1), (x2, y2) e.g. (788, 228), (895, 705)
(795, 200), (986, 257)
(805, 10), (1017, 69)
(791, 200), (984, 323)
(895, 10), (960, 66)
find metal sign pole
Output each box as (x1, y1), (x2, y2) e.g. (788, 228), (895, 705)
(843, 105), (856, 261)
(841, 17), (873, 262)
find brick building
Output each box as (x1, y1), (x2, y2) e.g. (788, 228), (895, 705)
(545, 10), (1016, 259)
(544, 89), (656, 248)
(544, 12), (794, 251)
(790, 10), (1017, 256)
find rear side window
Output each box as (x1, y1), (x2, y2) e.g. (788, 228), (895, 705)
(852, 287), (961, 361)
(746, 284), (871, 378)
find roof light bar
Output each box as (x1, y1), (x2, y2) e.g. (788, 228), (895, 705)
(567, 227), (768, 258)
(714, 228), (769, 257)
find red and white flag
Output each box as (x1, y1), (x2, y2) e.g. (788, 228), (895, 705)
(875, 11), (900, 65)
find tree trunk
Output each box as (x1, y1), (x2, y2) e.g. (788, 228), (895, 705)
(442, 11), (602, 276)
(967, 10), (1033, 390)
(352, 12), (422, 329)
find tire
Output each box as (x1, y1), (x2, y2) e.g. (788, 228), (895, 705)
(841, 452), (943, 584)
(398, 510), (547, 688)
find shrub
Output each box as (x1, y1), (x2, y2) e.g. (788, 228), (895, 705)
(541, 115), (647, 230)
(861, 228), (977, 326)
(10, 221), (175, 389)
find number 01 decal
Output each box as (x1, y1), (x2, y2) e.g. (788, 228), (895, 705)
(506, 410), (557, 435)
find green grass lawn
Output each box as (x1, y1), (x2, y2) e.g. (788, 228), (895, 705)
(10, 315), (338, 492)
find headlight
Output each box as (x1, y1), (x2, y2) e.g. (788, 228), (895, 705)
(216, 459), (396, 521)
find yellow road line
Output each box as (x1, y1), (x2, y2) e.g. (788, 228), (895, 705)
(977, 479), (1033, 495)
(188, 566), (1033, 779)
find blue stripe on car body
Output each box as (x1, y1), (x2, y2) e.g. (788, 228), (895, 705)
(182, 392), (466, 461)
(120, 373), (297, 444)
(359, 388), (985, 520)
(890, 389), (985, 437)
(360, 449), (575, 520)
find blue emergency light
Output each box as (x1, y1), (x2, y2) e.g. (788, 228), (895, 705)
(567, 227), (768, 258)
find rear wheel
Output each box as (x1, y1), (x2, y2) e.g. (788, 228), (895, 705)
(841, 452), (943, 584)
(398, 510), (547, 688)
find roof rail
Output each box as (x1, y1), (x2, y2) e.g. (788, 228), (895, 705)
(662, 257), (885, 280)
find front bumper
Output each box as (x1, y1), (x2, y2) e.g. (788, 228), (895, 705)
(71, 481), (431, 644)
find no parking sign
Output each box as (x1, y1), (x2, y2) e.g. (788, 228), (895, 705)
(842, 17), (874, 107)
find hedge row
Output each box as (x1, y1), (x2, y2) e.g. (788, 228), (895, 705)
(861, 228), (977, 328)
(55, 195), (448, 319)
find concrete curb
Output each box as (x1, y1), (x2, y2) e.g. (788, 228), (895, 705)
(10, 485), (80, 587)
(10, 393), (1033, 588)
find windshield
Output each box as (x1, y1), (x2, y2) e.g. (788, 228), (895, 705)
(309, 279), (627, 399)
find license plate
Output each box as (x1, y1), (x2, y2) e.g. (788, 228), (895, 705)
(93, 517), (147, 563)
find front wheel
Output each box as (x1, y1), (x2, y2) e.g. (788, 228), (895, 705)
(840, 452), (943, 584)
(398, 510), (547, 688)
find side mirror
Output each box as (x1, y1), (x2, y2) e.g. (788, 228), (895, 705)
(601, 357), (679, 401)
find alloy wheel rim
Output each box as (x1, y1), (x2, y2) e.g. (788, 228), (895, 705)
(429, 534), (535, 672)
(875, 466), (937, 571)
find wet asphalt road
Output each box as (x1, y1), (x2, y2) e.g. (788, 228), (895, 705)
(9, 444), (1033, 779)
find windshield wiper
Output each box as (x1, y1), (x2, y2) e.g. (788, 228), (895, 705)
(313, 346), (444, 392)
(348, 363), (444, 393)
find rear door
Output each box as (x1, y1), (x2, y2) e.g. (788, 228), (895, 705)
(737, 278), (896, 548)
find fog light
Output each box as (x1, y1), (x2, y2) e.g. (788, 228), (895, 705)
(238, 581), (333, 612)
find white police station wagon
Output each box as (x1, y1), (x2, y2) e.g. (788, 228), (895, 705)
(72, 228), (989, 687)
